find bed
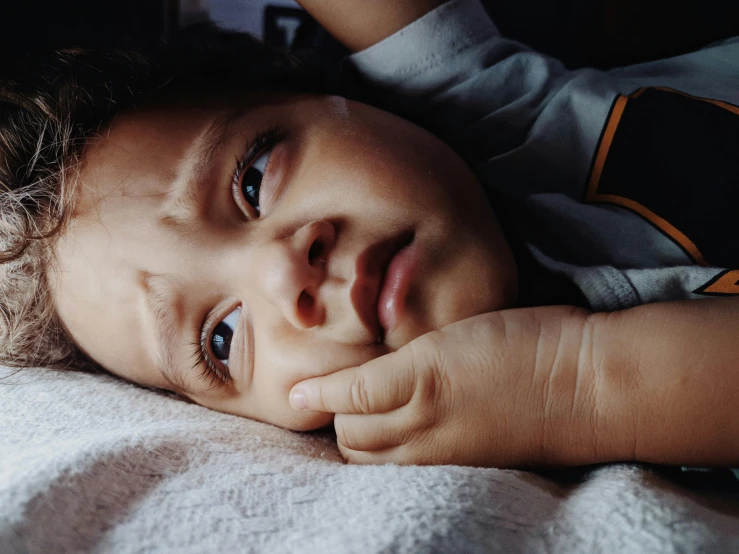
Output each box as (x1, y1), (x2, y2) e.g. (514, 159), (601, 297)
(2, 365), (738, 553)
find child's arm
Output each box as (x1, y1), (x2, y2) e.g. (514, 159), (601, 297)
(296, 0), (445, 52)
(288, 301), (739, 467)
(584, 297), (739, 467)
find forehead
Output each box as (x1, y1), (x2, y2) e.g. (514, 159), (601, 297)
(74, 106), (222, 218)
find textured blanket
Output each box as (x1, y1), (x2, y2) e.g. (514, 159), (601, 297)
(2, 366), (738, 553)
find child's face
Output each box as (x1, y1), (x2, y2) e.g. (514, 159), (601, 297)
(52, 94), (517, 431)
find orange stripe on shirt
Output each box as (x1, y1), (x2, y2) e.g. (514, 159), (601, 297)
(590, 193), (708, 266)
(586, 94), (629, 201)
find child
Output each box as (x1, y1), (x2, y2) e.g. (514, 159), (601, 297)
(1, 0), (737, 471)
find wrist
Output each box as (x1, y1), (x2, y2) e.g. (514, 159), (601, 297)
(513, 306), (604, 466)
(536, 308), (636, 466)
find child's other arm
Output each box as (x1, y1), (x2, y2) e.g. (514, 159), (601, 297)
(300, 0), (608, 194)
(296, 0), (446, 52)
(589, 298), (739, 466)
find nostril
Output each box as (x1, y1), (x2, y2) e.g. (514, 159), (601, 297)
(308, 239), (324, 264)
(298, 290), (314, 310)
(297, 290), (322, 329)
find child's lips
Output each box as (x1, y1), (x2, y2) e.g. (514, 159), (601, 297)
(351, 231), (414, 342)
(377, 238), (418, 338)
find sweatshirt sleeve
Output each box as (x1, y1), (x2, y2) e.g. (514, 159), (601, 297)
(340, 0), (739, 202)
(339, 0), (614, 200)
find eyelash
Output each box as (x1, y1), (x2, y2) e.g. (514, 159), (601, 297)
(231, 125), (283, 216)
(192, 126), (283, 388)
(192, 310), (231, 389)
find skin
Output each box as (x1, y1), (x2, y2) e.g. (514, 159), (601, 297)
(52, 93), (518, 432)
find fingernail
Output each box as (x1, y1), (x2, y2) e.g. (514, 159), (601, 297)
(290, 388), (307, 410)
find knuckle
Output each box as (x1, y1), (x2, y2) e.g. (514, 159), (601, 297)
(435, 366), (455, 419)
(334, 418), (354, 450)
(407, 331), (454, 427)
(349, 374), (372, 414)
(318, 385), (331, 412)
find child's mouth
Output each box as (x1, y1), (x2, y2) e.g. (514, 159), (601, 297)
(377, 234), (418, 340)
(351, 230), (415, 343)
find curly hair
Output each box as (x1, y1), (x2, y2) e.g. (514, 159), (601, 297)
(0, 24), (333, 372)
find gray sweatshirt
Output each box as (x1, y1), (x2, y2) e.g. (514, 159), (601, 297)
(343, 0), (739, 313)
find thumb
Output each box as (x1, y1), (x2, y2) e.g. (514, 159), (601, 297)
(289, 343), (420, 414)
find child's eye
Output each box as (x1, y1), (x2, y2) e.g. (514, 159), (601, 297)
(208, 306), (242, 367)
(237, 148), (271, 215)
(232, 127), (282, 217)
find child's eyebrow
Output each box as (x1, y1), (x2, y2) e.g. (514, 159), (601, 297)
(162, 107), (246, 227)
(197, 107), (246, 173)
(143, 273), (197, 397)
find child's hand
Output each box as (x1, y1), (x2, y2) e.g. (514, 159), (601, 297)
(289, 306), (600, 467)
(296, 0), (445, 52)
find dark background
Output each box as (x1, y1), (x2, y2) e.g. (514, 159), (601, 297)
(0, 0), (737, 69)
(0, 0), (178, 56)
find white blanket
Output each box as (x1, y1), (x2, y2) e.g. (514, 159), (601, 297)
(2, 366), (738, 553)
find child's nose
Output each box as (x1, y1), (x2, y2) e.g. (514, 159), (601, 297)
(257, 220), (335, 330)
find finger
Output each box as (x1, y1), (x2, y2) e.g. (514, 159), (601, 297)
(336, 444), (399, 465)
(289, 345), (419, 414)
(337, 441), (430, 466)
(333, 410), (411, 452)
(338, 430), (458, 466)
